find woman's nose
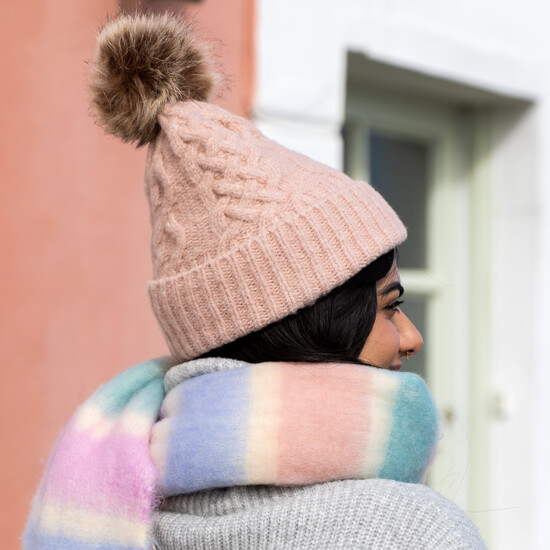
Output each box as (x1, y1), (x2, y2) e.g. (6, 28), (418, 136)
(397, 312), (423, 357)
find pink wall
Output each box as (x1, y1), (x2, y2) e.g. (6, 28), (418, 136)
(0, 0), (254, 546)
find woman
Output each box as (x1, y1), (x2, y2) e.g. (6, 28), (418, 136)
(24, 12), (487, 549)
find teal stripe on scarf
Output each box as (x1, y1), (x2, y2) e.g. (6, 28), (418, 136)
(88, 358), (171, 418)
(378, 373), (439, 482)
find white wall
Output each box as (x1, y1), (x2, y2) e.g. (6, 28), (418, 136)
(256, 1), (550, 548)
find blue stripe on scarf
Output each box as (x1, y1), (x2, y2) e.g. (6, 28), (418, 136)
(162, 367), (251, 494)
(23, 530), (144, 550)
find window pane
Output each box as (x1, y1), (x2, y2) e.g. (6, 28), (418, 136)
(401, 296), (427, 380)
(369, 133), (429, 269)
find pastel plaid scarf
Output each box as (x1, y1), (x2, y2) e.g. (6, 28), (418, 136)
(24, 357), (440, 549)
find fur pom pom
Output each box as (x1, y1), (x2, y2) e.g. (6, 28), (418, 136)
(89, 12), (219, 147)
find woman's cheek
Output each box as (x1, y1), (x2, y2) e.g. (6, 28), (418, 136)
(379, 321), (401, 366)
(360, 316), (401, 367)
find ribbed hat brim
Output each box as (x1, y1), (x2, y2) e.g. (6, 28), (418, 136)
(148, 184), (406, 361)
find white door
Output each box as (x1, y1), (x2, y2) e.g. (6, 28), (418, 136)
(345, 85), (492, 540)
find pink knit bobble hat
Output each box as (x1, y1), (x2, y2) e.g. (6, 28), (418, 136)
(89, 12), (406, 361)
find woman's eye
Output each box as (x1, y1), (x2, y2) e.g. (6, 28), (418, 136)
(385, 299), (404, 313)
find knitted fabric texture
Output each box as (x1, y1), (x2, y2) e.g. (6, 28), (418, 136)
(154, 480), (488, 549)
(24, 357), (439, 549)
(145, 101), (407, 360)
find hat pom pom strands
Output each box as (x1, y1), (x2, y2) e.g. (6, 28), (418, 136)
(89, 12), (219, 147)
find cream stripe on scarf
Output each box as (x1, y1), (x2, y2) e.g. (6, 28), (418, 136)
(360, 372), (400, 478)
(40, 504), (149, 546)
(245, 364), (282, 484)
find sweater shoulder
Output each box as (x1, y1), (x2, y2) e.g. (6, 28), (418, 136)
(154, 479), (487, 549)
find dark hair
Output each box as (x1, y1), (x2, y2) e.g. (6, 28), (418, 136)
(201, 249), (395, 364)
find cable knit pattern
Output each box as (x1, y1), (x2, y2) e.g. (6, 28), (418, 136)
(144, 101), (406, 360)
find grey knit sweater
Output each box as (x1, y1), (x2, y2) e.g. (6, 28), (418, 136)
(153, 478), (487, 549)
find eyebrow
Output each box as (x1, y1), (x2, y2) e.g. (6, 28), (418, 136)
(377, 281), (404, 298)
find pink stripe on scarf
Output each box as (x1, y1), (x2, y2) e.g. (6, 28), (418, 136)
(39, 426), (156, 521)
(276, 363), (372, 484)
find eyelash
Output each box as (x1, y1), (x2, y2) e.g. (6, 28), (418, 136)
(385, 299), (404, 313)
